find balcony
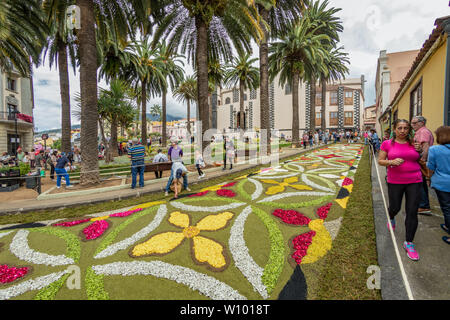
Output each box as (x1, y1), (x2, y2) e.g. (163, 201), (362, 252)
(0, 112), (34, 124)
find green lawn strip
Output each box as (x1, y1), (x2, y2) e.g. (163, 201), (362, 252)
(0, 147), (325, 226)
(314, 146), (381, 300)
(251, 206), (285, 295)
(85, 267), (109, 300)
(33, 273), (70, 300)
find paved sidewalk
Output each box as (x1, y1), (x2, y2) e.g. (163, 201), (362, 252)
(0, 146), (321, 215)
(371, 152), (450, 300)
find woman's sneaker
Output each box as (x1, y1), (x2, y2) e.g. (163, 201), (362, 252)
(387, 219), (396, 231)
(403, 242), (419, 261)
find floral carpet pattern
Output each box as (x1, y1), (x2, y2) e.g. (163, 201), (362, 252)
(0, 144), (363, 300)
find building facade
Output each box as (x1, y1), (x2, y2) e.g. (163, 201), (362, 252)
(0, 67), (35, 155)
(363, 105), (377, 130)
(216, 75), (365, 139)
(389, 16), (450, 137)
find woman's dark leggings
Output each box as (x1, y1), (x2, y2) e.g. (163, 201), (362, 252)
(196, 164), (203, 176)
(387, 182), (422, 242)
(50, 164), (55, 180)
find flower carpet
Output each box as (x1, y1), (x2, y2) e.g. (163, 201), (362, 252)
(0, 144), (364, 300)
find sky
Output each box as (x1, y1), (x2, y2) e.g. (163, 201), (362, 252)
(32, 0), (450, 131)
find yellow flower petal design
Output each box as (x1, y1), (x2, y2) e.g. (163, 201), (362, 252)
(200, 185), (223, 192)
(196, 212), (234, 231)
(260, 179), (280, 185)
(192, 236), (227, 269)
(290, 184), (313, 191)
(266, 185), (285, 195)
(343, 184), (353, 193)
(168, 212), (190, 228)
(131, 232), (185, 257)
(284, 177), (299, 184)
(90, 216), (109, 221)
(335, 197), (349, 209)
(301, 219), (332, 264)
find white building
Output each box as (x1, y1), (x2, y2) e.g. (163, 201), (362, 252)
(0, 67), (35, 154)
(216, 75), (365, 139)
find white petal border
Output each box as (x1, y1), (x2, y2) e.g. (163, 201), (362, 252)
(170, 201), (245, 213)
(0, 231), (13, 239)
(229, 206), (268, 299)
(0, 270), (69, 300)
(9, 230), (74, 266)
(91, 261), (246, 300)
(248, 178), (263, 201)
(257, 191), (334, 203)
(94, 204), (168, 259)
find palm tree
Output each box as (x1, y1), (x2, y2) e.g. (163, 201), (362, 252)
(255, 0), (305, 152)
(319, 47), (349, 131)
(0, 0), (47, 75)
(269, 18), (329, 147)
(224, 53), (260, 131)
(152, 0), (263, 153)
(125, 37), (166, 146)
(302, 0), (344, 133)
(173, 75), (196, 136)
(155, 41), (184, 146)
(41, 0), (78, 154)
(150, 103), (162, 122)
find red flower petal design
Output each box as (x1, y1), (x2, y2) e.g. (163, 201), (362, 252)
(82, 220), (109, 240)
(0, 265), (29, 284)
(221, 182), (237, 188)
(291, 231), (316, 265)
(53, 219), (91, 227)
(188, 190), (209, 197)
(342, 177), (354, 186)
(316, 203), (333, 220)
(272, 209), (311, 225)
(216, 189), (236, 197)
(110, 208), (143, 217)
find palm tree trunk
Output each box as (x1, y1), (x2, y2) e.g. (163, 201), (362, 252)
(258, 6), (270, 155)
(321, 79), (326, 131)
(309, 76), (316, 133)
(195, 16), (210, 154)
(187, 99), (191, 135)
(78, 0), (100, 185)
(110, 118), (118, 158)
(162, 88), (167, 146)
(292, 71), (300, 147)
(141, 80), (147, 145)
(239, 81), (245, 130)
(58, 37), (71, 154)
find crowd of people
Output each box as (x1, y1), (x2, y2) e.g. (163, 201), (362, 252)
(377, 116), (450, 261)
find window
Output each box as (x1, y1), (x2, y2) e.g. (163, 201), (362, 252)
(244, 94), (248, 101)
(285, 83), (292, 95)
(344, 111), (353, 126)
(330, 92), (338, 105)
(330, 112), (338, 125)
(7, 104), (17, 120)
(344, 91), (353, 105)
(410, 80), (422, 120)
(7, 78), (16, 91)
(315, 93), (322, 106)
(225, 97), (231, 105)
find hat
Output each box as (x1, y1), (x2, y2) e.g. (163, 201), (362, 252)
(170, 137), (178, 144)
(132, 138), (139, 144)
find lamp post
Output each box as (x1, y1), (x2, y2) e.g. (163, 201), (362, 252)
(12, 106), (19, 162)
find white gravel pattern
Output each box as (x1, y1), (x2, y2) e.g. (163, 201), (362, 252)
(229, 206), (268, 299)
(94, 205), (168, 259)
(92, 261), (247, 300)
(0, 270), (69, 300)
(248, 178), (263, 201)
(170, 202), (245, 213)
(9, 230), (74, 266)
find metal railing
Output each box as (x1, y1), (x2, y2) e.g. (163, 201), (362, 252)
(0, 111), (33, 123)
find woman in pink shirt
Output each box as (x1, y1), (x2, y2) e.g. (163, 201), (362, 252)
(379, 119), (422, 261)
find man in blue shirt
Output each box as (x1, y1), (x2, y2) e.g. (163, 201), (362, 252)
(128, 138), (146, 189)
(165, 137), (190, 196)
(55, 152), (73, 189)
